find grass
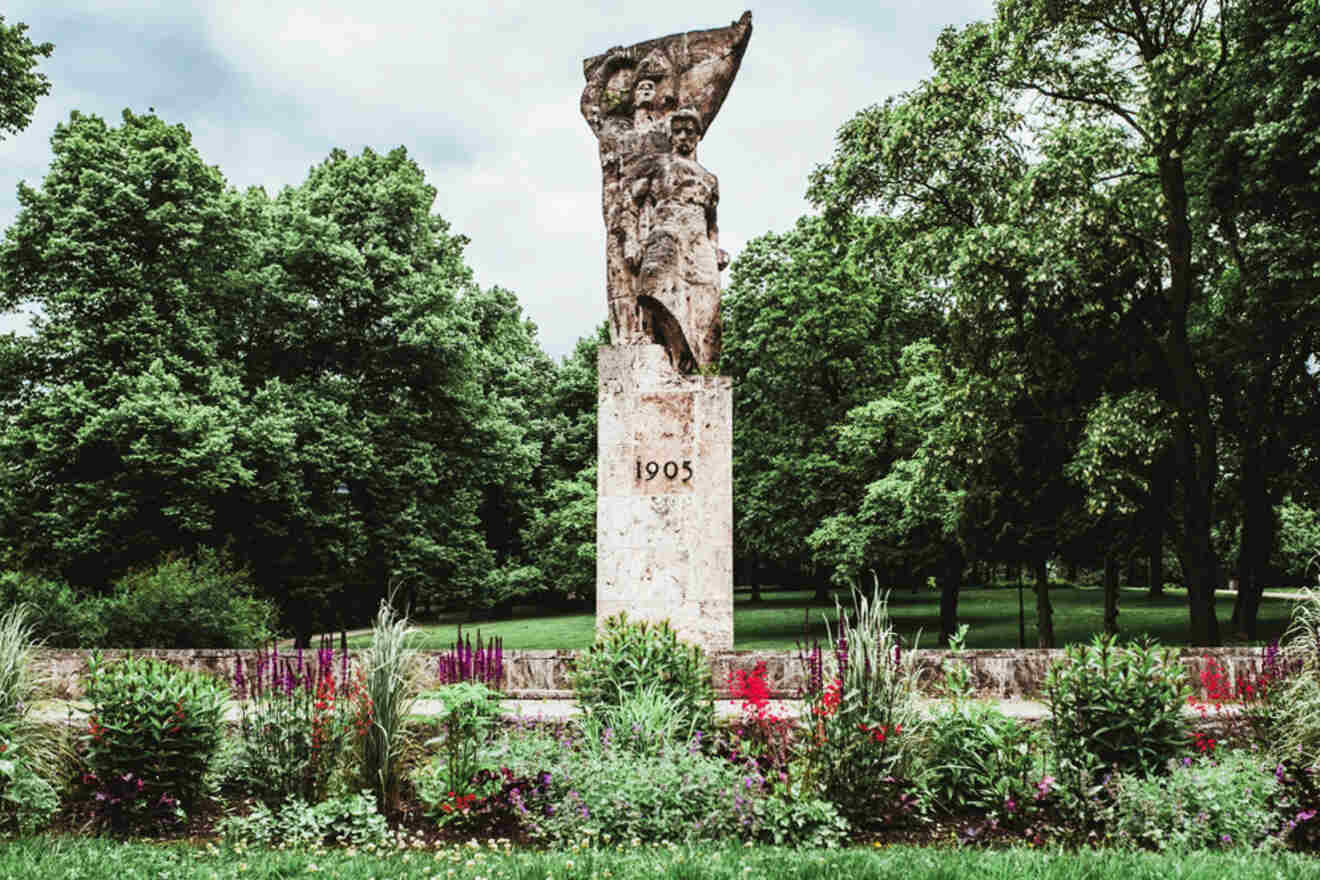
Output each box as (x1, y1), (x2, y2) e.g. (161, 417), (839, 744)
(345, 584), (1301, 652)
(2, 836), (1318, 880)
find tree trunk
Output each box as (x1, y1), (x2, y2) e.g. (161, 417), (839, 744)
(1232, 444), (1274, 640)
(1146, 448), (1173, 599)
(813, 566), (830, 604)
(749, 554), (763, 603)
(1034, 556), (1053, 648)
(1104, 553), (1120, 636)
(938, 550), (964, 647)
(1158, 152), (1219, 646)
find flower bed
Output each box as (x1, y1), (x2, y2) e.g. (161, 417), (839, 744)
(3, 596), (1320, 856)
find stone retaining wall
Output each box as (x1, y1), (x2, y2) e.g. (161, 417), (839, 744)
(33, 646), (1266, 701)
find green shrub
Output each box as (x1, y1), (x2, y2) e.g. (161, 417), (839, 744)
(414, 681), (503, 819)
(737, 781), (850, 848)
(1044, 634), (1191, 791)
(359, 596), (421, 812)
(231, 644), (372, 806)
(0, 604), (67, 835)
(217, 791), (388, 848)
(99, 551), (275, 648)
(569, 613), (715, 744)
(798, 587), (923, 827)
(0, 730), (62, 835)
(494, 718), (845, 848)
(82, 654), (228, 830)
(914, 623), (1043, 820)
(502, 728), (740, 843)
(1274, 588), (1320, 765)
(578, 682), (703, 757)
(1105, 752), (1281, 852)
(0, 571), (106, 648)
(916, 701), (1041, 819)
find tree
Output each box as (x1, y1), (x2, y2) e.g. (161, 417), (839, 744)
(522, 324), (608, 607)
(810, 1), (1269, 645)
(235, 146), (519, 628)
(458, 284), (553, 617)
(1200, 0), (1320, 637)
(722, 215), (938, 594)
(806, 341), (969, 644)
(0, 15), (52, 141)
(1, 111), (547, 637)
(0, 110), (261, 585)
(807, 27), (1131, 646)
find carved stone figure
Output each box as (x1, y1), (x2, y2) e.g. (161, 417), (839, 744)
(581, 12), (752, 373)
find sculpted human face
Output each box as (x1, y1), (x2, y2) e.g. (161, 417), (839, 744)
(671, 118), (699, 156)
(634, 79), (657, 109)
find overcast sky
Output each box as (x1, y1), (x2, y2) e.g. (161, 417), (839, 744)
(0, 1), (996, 360)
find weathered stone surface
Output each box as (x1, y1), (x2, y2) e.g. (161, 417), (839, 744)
(582, 12), (751, 374)
(596, 345), (734, 651)
(31, 647), (1271, 702)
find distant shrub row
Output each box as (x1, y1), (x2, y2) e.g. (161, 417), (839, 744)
(0, 550), (276, 649)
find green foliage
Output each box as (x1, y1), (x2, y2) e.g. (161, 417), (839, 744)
(1044, 635), (1192, 800)
(913, 623), (1043, 819)
(231, 646), (371, 807)
(0, 107), (552, 636)
(569, 613), (715, 743)
(915, 701), (1040, 819)
(0, 732), (61, 835)
(1105, 752), (1282, 852)
(359, 596), (420, 811)
(1272, 588), (1320, 765)
(738, 782), (850, 848)
(416, 681), (503, 815)
(493, 710), (845, 847)
(800, 588), (924, 827)
(1275, 503), (1320, 584)
(217, 791), (388, 848)
(500, 726), (743, 844)
(0, 604), (65, 835)
(0, 571), (106, 648)
(100, 552), (275, 648)
(577, 683), (702, 758)
(522, 326), (605, 606)
(4, 836), (1320, 880)
(723, 215), (938, 574)
(522, 465), (596, 603)
(0, 15), (52, 140)
(82, 655), (228, 829)
(0, 605), (38, 727)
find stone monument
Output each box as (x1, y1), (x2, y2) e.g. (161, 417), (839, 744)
(583, 12), (751, 652)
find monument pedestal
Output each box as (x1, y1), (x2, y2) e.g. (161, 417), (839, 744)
(596, 345), (733, 652)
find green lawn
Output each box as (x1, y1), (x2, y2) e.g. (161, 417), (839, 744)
(346, 584), (1301, 651)
(3, 836), (1317, 880)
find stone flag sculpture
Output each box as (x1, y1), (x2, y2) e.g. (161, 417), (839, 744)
(581, 11), (752, 374)
(585, 14), (750, 653)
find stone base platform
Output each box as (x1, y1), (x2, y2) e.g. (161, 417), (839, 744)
(595, 345), (733, 652)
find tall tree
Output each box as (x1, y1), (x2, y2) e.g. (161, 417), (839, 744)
(0, 15), (52, 141)
(0, 113), (543, 636)
(807, 26), (1129, 646)
(1201, 0), (1320, 637)
(994, 0), (1241, 644)
(722, 215), (938, 591)
(0, 110), (260, 585)
(522, 324), (608, 608)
